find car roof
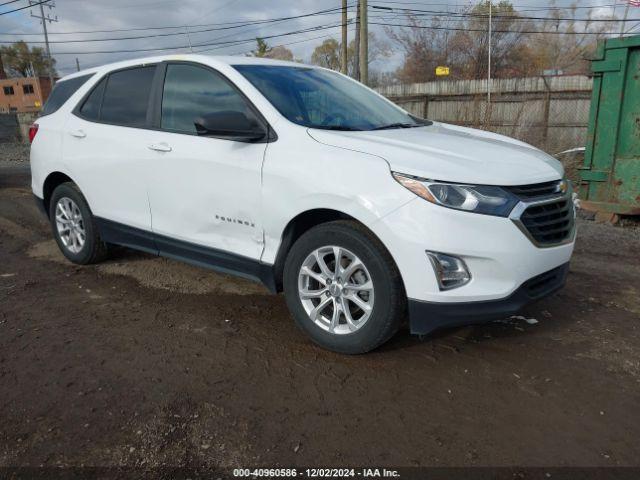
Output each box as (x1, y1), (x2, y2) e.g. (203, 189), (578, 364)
(57, 54), (312, 83)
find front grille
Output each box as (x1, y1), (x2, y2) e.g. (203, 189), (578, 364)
(519, 197), (574, 246)
(507, 180), (562, 201)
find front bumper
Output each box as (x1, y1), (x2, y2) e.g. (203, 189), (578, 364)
(407, 262), (569, 335)
(371, 196), (575, 303)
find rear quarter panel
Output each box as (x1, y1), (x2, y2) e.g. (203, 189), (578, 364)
(30, 112), (70, 199)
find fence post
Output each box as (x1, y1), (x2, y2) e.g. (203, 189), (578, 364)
(423, 95), (429, 119)
(541, 76), (551, 149)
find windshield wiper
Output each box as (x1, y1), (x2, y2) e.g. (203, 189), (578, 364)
(371, 122), (421, 130)
(314, 125), (363, 131)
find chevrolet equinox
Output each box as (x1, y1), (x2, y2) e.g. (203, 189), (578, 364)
(30, 55), (576, 354)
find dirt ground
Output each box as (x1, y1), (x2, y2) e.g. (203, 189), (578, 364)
(1, 164), (639, 473)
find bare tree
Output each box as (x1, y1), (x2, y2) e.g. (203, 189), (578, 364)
(446, 1), (537, 79)
(311, 39), (341, 70)
(527, 4), (617, 75)
(382, 0), (619, 83)
(248, 38), (294, 61)
(386, 14), (450, 83)
(311, 33), (391, 77)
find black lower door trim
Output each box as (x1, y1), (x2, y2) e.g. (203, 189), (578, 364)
(96, 217), (158, 255)
(95, 217), (276, 292)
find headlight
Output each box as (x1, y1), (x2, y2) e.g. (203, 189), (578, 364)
(392, 172), (519, 217)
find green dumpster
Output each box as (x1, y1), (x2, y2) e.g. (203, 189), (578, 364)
(579, 35), (640, 216)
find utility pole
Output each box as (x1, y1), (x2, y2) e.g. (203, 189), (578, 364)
(30, 0), (57, 88)
(354, 1), (360, 81)
(620, 1), (630, 36)
(487, 1), (492, 106)
(359, 0), (368, 85)
(341, 0), (348, 74)
(184, 25), (194, 52)
(75, 58), (80, 72)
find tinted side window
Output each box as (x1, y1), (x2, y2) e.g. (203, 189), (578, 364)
(79, 77), (106, 121)
(101, 66), (155, 127)
(161, 64), (249, 134)
(42, 73), (93, 116)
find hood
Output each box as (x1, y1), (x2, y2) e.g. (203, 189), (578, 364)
(307, 122), (563, 186)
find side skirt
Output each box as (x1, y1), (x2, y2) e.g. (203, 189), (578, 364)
(95, 217), (277, 293)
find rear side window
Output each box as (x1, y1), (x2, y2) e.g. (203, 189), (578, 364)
(79, 77), (106, 121)
(100, 66), (155, 127)
(42, 73), (93, 116)
(161, 63), (249, 134)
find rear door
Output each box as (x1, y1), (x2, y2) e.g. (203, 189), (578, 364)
(63, 65), (156, 241)
(145, 62), (267, 263)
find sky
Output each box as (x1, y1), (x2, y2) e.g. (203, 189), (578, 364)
(0, 0), (628, 77)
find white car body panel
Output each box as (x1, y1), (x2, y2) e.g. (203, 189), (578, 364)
(63, 114), (153, 230)
(144, 129), (267, 259)
(308, 122), (564, 186)
(259, 127), (415, 265)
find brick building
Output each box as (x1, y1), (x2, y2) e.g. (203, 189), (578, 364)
(0, 53), (53, 113)
(0, 76), (53, 113)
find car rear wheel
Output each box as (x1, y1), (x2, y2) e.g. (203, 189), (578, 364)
(283, 220), (406, 354)
(49, 182), (108, 264)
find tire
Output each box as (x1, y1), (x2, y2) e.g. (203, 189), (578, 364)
(49, 182), (108, 265)
(283, 220), (406, 354)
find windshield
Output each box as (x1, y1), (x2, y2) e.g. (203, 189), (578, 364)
(233, 65), (428, 131)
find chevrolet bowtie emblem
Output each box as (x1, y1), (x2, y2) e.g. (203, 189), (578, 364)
(558, 180), (569, 194)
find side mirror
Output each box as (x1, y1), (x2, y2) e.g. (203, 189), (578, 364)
(194, 111), (266, 142)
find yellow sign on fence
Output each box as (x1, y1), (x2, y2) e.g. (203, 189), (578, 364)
(435, 66), (450, 76)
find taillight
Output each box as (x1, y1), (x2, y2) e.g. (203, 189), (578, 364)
(28, 123), (39, 143)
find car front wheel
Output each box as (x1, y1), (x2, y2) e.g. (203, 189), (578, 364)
(283, 220), (406, 354)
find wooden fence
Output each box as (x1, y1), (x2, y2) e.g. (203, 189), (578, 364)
(376, 75), (593, 154)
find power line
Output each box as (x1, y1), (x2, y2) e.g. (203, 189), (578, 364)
(44, 20), (350, 56)
(0, 8), (353, 44)
(370, 20), (626, 35)
(0, 4), (353, 36)
(14, 14), (616, 58)
(0, 0), (50, 15)
(0, 0), (22, 8)
(372, 1), (620, 12)
(370, 5), (631, 22)
(56, 25), (356, 72)
(194, 21), (351, 53)
(212, 26), (356, 56)
(366, 10), (622, 26)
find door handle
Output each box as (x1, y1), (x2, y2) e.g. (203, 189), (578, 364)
(148, 142), (172, 153)
(69, 129), (86, 139)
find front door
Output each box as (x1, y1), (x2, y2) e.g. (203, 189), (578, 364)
(145, 62), (267, 265)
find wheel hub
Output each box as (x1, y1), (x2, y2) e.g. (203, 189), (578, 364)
(328, 283), (343, 297)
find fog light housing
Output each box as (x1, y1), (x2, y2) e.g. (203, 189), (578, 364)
(426, 251), (471, 290)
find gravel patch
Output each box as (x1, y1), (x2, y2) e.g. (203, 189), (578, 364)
(0, 142), (30, 165)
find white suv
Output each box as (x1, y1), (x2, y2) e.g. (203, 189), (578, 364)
(30, 55), (575, 354)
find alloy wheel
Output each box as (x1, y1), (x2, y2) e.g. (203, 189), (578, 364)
(55, 197), (86, 254)
(298, 246), (375, 335)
